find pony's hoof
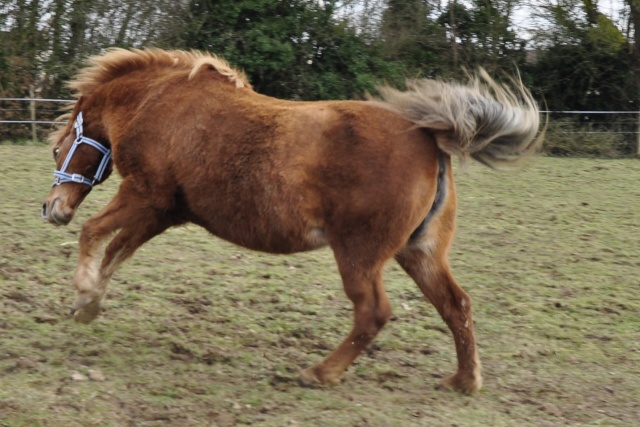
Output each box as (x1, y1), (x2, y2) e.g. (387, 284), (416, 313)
(299, 367), (323, 388)
(437, 371), (483, 395)
(71, 300), (101, 324)
(299, 366), (341, 387)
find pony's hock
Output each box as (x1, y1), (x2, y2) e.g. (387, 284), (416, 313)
(42, 48), (541, 395)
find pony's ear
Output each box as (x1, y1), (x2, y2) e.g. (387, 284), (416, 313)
(72, 96), (84, 115)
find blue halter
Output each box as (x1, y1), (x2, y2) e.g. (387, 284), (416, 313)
(53, 112), (112, 187)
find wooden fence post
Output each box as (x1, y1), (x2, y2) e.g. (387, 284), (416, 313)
(637, 112), (640, 157)
(29, 86), (37, 142)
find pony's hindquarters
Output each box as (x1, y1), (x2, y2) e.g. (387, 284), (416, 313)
(368, 71), (541, 394)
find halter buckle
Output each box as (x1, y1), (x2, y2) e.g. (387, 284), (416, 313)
(71, 174), (85, 183)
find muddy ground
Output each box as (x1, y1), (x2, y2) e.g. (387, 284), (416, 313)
(1, 146), (639, 426)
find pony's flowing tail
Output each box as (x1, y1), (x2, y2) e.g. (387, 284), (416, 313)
(372, 69), (543, 167)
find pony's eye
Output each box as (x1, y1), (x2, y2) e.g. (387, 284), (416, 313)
(53, 148), (60, 159)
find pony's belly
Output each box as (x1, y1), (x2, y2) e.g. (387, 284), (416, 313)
(202, 220), (327, 254)
(252, 227), (328, 254)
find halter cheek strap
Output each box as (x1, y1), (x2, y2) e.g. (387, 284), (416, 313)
(53, 112), (112, 187)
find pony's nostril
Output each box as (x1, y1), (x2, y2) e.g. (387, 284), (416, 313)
(42, 202), (48, 218)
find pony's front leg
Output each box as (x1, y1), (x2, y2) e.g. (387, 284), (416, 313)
(71, 196), (131, 323)
(71, 184), (171, 323)
(73, 218), (170, 323)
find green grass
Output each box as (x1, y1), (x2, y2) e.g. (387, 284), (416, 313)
(1, 146), (639, 426)
(0, 139), (46, 146)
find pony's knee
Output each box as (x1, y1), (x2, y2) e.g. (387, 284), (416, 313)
(78, 223), (93, 246)
(78, 220), (104, 252)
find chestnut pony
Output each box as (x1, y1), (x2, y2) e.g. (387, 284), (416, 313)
(42, 48), (541, 394)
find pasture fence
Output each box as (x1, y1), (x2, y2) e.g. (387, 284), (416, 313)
(1, 97), (73, 143)
(1, 98), (639, 157)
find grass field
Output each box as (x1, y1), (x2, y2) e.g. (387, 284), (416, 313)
(1, 145), (639, 427)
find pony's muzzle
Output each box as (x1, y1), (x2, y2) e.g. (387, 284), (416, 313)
(41, 197), (58, 221)
(42, 197), (72, 226)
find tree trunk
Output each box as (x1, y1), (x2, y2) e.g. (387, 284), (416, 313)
(115, 3), (136, 46)
(449, 0), (458, 69)
(626, 1), (640, 156)
(66, 0), (89, 61)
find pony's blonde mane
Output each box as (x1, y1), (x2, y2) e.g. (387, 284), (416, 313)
(68, 48), (251, 97)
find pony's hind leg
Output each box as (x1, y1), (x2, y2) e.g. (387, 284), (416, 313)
(395, 246), (482, 395)
(300, 256), (392, 386)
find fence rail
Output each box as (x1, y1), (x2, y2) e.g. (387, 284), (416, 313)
(1, 96), (73, 141)
(0, 98), (73, 103)
(2, 98), (640, 155)
(1, 120), (67, 124)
